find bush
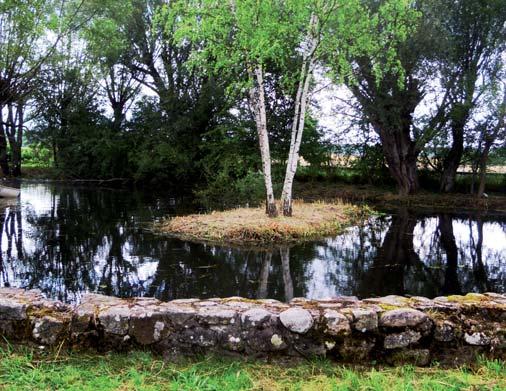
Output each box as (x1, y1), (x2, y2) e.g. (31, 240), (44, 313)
(21, 145), (52, 167)
(196, 170), (266, 210)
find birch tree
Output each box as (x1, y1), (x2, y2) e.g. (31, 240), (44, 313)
(169, 0), (301, 216)
(280, 12), (320, 216)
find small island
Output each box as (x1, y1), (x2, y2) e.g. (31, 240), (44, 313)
(158, 201), (372, 246)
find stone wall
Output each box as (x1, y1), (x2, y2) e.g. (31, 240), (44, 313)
(1, 288), (505, 365)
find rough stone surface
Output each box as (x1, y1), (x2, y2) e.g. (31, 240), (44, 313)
(241, 308), (272, 327)
(98, 306), (130, 336)
(323, 310), (351, 336)
(0, 289), (505, 365)
(464, 332), (491, 346)
(0, 298), (27, 320)
(32, 316), (66, 345)
(380, 309), (429, 329)
(350, 308), (378, 332)
(434, 320), (456, 342)
(384, 330), (422, 349)
(279, 308), (313, 334)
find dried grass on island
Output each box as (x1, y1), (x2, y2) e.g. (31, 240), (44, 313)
(157, 200), (372, 245)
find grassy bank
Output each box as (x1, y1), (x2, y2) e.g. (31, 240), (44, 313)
(19, 166), (62, 180)
(294, 181), (506, 213)
(158, 201), (371, 246)
(0, 347), (504, 390)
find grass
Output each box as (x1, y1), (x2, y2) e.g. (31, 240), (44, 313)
(294, 181), (506, 213)
(157, 200), (372, 246)
(0, 346), (505, 391)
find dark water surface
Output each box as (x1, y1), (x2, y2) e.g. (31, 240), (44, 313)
(1, 183), (504, 303)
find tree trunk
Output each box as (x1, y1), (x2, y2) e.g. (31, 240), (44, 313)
(477, 142), (492, 197)
(0, 110), (10, 176)
(280, 14), (318, 216)
(438, 214), (461, 295)
(12, 104), (23, 176)
(376, 125), (419, 195)
(257, 252), (272, 299)
(439, 124), (465, 193)
(280, 247), (293, 301)
(5, 103), (23, 177)
(249, 65), (278, 217)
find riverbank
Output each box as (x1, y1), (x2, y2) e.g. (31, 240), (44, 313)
(294, 181), (506, 213)
(1, 347), (504, 391)
(157, 201), (372, 246)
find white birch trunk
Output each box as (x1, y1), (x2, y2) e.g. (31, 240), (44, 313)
(281, 14), (319, 216)
(249, 65), (278, 217)
(257, 251), (272, 299)
(280, 247), (294, 301)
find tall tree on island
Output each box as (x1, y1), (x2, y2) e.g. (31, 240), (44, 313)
(169, 0), (303, 216)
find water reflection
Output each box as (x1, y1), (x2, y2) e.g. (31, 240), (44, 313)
(0, 183), (505, 303)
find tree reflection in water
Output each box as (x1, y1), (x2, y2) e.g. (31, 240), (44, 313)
(1, 184), (505, 303)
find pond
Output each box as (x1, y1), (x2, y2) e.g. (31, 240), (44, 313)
(0, 183), (505, 303)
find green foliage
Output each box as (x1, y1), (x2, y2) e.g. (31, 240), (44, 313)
(489, 147), (506, 166)
(168, 0), (307, 89)
(16, 0), (506, 198)
(196, 169), (266, 210)
(20, 145), (52, 168)
(194, 111), (331, 208)
(349, 144), (392, 185)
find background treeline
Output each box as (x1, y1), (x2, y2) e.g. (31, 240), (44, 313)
(1, 0), (505, 206)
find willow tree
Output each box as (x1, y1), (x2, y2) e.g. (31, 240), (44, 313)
(82, 1), (140, 132)
(437, 0), (506, 193)
(84, 0), (229, 185)
(0, 0), (50, 175)
(327, 0), (430, 195)
(472, 84), (506, 197)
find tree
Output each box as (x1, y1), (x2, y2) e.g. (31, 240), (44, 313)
(0, 0), (84, 176)
(438, 0), (506, 192)
(82, 0), (141, 132)
(170, 0), (304, 216)
(471, 84), (506, 197)
(93, 0), (229, 186)
(330, 0), (442, 195)
(0, 0), (50, 175)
